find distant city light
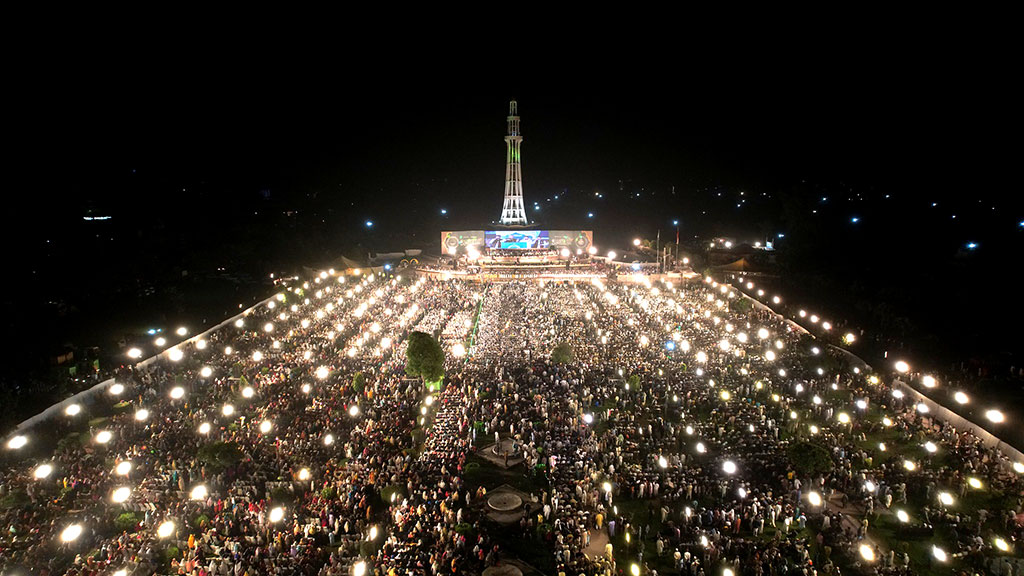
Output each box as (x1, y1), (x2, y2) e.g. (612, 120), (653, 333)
(440, 209), (447, 215)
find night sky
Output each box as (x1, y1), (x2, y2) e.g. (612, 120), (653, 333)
(3, 41), (1022, 398)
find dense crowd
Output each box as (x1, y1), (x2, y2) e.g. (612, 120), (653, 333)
(1, 271), (1021, 576)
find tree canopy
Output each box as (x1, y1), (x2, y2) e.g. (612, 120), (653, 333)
(405, 331), (445, 383)
(197, 441), (243, 473)
(787, 441), (834, 477)
(351, 371), (366, 393)
(551, 342), (574, 364)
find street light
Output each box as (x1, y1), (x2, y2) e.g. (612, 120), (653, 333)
(157, 521), (175, 538)
(985, 409), (1005, 423)
(111, 486), (132, 503)
(60, 523), (83, 542)
(859, 544), (875, 562)
(269, 507), (285, 523)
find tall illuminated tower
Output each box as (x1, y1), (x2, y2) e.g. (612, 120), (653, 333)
(499, 99), (528, 225)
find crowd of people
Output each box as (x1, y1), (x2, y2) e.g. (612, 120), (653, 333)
(1, 270), (1022, 576)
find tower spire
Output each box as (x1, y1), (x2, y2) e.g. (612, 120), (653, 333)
(499, 99), (528, 225)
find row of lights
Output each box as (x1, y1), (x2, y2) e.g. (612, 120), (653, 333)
(893, 362), (1006, 424)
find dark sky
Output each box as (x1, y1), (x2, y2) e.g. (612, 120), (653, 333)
(8, 33), (1019, 249)
(2, 29), (1022, 384)
(15, 60), (1016, 220)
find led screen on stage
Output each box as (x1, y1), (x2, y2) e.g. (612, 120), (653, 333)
(485, 230), (549, 249)
(548, 230), (594, 250)
(441, 230), (486, 253)
(443, 230), (594, 252)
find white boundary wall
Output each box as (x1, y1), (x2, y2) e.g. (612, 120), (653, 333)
(892, 379), (1024, 463)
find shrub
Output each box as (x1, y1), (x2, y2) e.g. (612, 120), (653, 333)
(114, 512), (141, 533)
(163, 545), (181, 566)
(380, 485), (404, 504)
(411, 428), (426, 446)
(193, 514), (210, 529)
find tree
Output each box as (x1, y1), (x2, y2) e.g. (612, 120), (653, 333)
(405, 331), (445, 383)
(551, 342), (574, 364)
(197, 442), (243, 474)
(787, 441), (834, 477)
(351, 372), (366, 394)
